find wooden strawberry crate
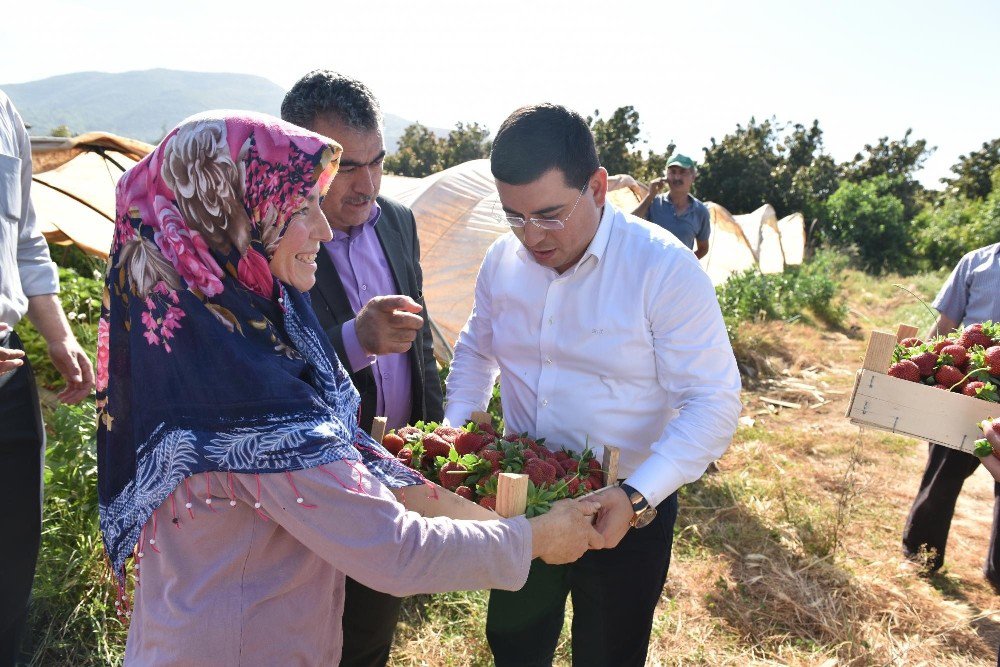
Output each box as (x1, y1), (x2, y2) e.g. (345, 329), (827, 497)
(845, 324), (1000, 454)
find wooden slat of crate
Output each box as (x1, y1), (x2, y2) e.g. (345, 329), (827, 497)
(847, 369), (1000, 454)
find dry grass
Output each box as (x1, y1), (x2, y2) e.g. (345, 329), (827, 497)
(391, 267), (1000, 666)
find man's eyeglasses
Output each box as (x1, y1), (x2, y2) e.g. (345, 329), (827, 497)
(496, 181), (590, 231)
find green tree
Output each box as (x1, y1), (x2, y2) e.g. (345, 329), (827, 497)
(588, 106), (674, 182)
(440, 122), (491, 170)
(698, 117), (778, 214)
(384, 122), (442, 177)
(941, 137), (1000, 200)
(50, 124), (73, 137)
(841, 129), (933, 221)
(915, 166), (1000, 269)
(823, 175), (909, 273)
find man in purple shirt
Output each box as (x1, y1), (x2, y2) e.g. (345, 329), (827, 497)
(281, 70), (444, 667)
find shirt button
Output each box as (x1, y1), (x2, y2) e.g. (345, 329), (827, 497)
(542, 399), (548, 406)
(545, 356), (552, 364)
(548, 317), (553, 326)
(361, 284), (368, 291)
(382, 372), (390, 380)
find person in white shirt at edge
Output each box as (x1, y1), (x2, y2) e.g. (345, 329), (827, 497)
(443, 103), (743, 667)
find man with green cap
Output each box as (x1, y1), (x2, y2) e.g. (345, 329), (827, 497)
(633, 154), (711, 258)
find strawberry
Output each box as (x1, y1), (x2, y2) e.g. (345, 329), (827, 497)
(478, 495), (497, 511)
(554, 451), (571, 462)
(477, 421), (498, 436)
(454, 485), (475, 501)
(899, 337), (923, 348)
(909, 352), (938, 377)
(588, 471), (605, 489)
(524, 459), (557, 486)
(932, 383), (950, 390)
(932, 339), (952, 354)
(381, 433), (406, 455)
(588, 458), (601, 472)
(939, 344), (969, 367)
(964, 381), (1000, 402)
(438, 461), (469, 491)
(479, 447), (503, 467)
(984, 346), (1000, 376)
(522, 449), (539, 460)
(396, 426), (423, 441)
(960, 324), (993, 349)
(935, 364), (966, 390)
(563, 459), (580, 473)
(397, 447), (413, 466)
(421, 434), (451, 458)
(888, 360), (922, 383)
(565, 476), (582, 496)
(433, 426), (463, 444)
(455, 431), (488, 455)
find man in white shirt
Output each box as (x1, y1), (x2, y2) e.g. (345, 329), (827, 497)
(444, 103), (742, 666)
(0, 89), (94, 664)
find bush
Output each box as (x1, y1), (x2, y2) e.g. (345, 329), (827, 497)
(26, 401), (127, 665)
(821, 176), (909, 274)
(716, 250), (847, 335)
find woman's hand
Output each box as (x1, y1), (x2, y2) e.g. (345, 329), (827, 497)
(529, 498), (604, 564)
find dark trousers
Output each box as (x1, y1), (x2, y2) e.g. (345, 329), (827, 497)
(0, 333), (44, 667)
(339, 576), (402, 667)
(903, 442), (1000, 584)
(486, 493), (679, 667)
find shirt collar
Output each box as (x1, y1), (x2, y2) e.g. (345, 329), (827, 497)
(328, 201), (382, 242)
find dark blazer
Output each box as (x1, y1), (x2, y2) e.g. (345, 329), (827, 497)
(309, 195), (444, 432)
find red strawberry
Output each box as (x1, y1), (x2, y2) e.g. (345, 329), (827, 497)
(477, 421), (497, 436)
(454, 485), (474, 501)
(396, 426), (423, 441)
(479, 447), (503, 466)
(582, 479), (594, 492)
(899, 337), (923, 348)
(909, 352), (938, 377)
(960, 324), (993, 349)
(984, 346), (1000, 376)
(433, 426), (463, 444)
(438, 461), (468, 491)
(932, 384), (950, 390)
(933, 339), (952, 354)
(421, 434), (451, 458)
(588, 458), (601, 472)
(563, 459), (580, 473)
(935, 364), (966, 390)
(455, 431), (488, 455)
(396, 447), (413, 465)
(963, 381), (986, 397)
(554, 451), (570, 462)
(940, 344), (969, 367)
(588, 471), (605, 489)
(478, 495), (497, 511)
(565, 477), (581, 496)
(524, 459), (557, 486)
(888, 360), (922, 383)
(381, 433), (406, 455)
(523, 449), (538, 460)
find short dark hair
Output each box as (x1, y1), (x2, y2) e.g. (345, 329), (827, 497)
(280, 70), (382, 132)
(490, 104), (600, 190)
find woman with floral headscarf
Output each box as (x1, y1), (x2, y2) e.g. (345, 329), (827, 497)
(96, 111), (601, 665)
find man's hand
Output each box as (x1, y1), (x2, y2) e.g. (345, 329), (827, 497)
(648, 177), (668, 198)
(591, 486), (634, 549)
(355, 295), (425, 355)
(48, 337), (95, 404)
(529, 498), (604, 564)
(0, 323), (25, 374)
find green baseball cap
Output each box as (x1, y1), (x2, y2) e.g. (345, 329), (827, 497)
(666, 154), (695, 170)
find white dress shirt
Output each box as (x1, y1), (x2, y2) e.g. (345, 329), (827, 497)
(445, 203), (742, 507)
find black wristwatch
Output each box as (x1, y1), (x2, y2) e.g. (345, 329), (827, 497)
(619, 483), (657, 529)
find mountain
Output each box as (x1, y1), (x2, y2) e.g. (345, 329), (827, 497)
(1, 69), (438, 150)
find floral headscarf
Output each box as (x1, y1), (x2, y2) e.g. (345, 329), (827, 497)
(97, 111), (423, 579)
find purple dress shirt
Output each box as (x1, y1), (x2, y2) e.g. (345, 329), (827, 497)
(323, 204), (413, 430)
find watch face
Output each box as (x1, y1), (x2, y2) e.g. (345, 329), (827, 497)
(633, 507), (658, 529)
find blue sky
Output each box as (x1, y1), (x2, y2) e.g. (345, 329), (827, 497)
(3, 0), (998, 188)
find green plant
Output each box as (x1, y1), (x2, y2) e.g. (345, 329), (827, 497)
(26, 401), (127, 666)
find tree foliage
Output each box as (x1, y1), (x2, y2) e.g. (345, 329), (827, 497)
(822, 175), (908, 273)
(588, 106), (674, 182)
(384, 121), (491, 178)
(941, 138), (1000, 201)
(841, 129), (932, 221)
